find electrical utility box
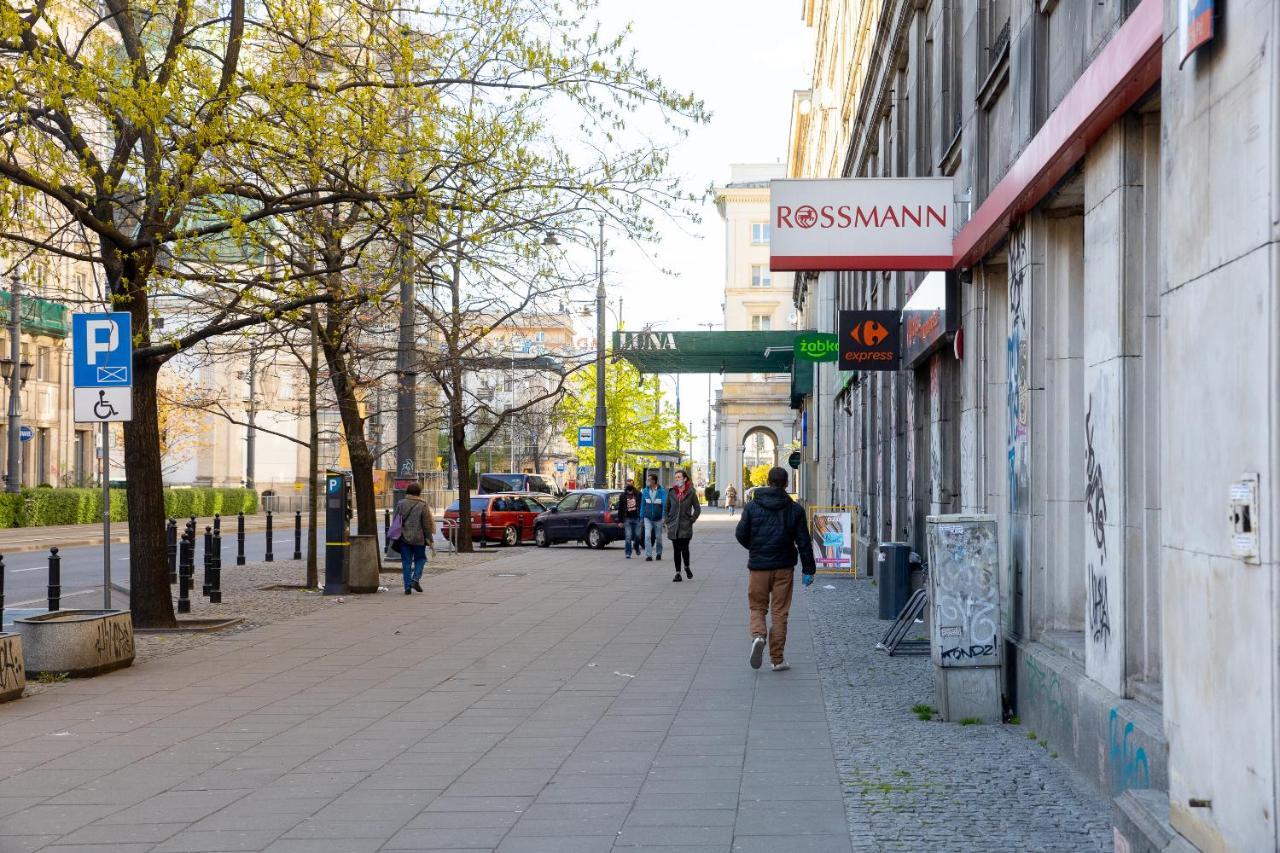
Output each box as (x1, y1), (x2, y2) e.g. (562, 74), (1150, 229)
(925, 514), (1002, 722)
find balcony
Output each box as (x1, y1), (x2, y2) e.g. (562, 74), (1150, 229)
(0, 293), (70, 338)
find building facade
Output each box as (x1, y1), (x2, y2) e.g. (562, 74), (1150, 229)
(713, 164), (797, 497)
(789, 1), (1279, 850)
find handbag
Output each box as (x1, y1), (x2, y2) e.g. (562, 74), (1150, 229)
(387, 507), (405, 554)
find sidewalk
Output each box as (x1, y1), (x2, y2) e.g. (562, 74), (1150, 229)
(0, 511), (853, 853)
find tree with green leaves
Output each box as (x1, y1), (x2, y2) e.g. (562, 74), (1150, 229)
(557, 360), (688, 487)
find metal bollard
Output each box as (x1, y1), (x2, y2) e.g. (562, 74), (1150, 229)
(236, 511), (246, 566)
(209, 528), (222, 604)
(293, 510), (302, 560)
(383, 508), (391, 545)
(47, 547), (60, 612)
(0, 553), (6, 616)
(167, 518), (178, 584)
(177, 530), (193, 614)
(213, 513), (221, 535)
(202, 526), (213, 597)
(479, 510), (487, 547)
(264, 511), (274, 562)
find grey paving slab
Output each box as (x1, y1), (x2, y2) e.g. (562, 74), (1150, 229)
(0, 511), (1111, 852)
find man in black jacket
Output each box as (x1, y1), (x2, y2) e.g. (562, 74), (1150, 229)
(734, 467), (816, 671)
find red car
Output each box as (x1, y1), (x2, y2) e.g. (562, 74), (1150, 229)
(442, 492), (552, 546)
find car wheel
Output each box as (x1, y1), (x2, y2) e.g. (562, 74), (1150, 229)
(535, 526), (550, 548)
(503, 525), (519, 546)
(586, 526), (605, 549)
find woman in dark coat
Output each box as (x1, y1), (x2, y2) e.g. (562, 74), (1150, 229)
(663, 468), (701, 582)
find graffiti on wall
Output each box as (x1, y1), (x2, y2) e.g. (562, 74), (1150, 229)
(1084, 394), (1109, 560)
(1023, 655), (1069, 731)
(1108, 708), (1150, 794)
(929, 356), (943, 508)
(1007, 225), (1031, 635)
(1088, 564), (1111, 649)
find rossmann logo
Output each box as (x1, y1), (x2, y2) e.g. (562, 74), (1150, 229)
(776, 204), (947, 230)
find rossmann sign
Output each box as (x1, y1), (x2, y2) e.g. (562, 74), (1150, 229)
(770, 178), (954, 272)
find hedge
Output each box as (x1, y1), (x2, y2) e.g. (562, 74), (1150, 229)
(0, 487), (259, 529)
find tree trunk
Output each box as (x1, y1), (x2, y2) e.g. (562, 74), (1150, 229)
(124, 360), (176, 628)
(319, 321), (377, 540)
(305, 307), (320, 588)
(450, 384), (474, 553)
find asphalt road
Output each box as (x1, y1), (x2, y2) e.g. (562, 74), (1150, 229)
(2, 528), (308, 611)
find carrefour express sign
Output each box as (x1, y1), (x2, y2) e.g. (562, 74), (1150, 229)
(770, 178), (954, 272)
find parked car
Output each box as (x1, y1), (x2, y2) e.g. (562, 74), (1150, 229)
(443, 492), (553, 546)
(533, 489), (623, 549)
(477, 472), (560, 497)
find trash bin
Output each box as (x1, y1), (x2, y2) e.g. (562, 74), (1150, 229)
(878, 542), (912, 620)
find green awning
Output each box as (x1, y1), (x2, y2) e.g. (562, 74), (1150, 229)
(613, 330), (804, 373)
(790, 358), (813, 409)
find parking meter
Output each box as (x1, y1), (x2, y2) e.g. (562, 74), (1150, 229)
(323, 471), (349, 595)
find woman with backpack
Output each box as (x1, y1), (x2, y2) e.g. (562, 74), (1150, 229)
(664, 468), (701, 582)
(391, 482), (436, 595)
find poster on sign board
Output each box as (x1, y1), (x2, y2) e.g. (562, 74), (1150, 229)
(809, 507), (855, 574)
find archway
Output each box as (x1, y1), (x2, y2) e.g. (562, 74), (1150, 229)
(740, 425), (780, 488)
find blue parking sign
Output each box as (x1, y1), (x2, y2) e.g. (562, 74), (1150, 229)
(72, 312), (132, 387)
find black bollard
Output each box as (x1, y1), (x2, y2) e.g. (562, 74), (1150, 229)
(213, 513), (221, 535)
(47, 547), (60, 612)
(177, 531), (192, 614)
(236, 511), (246, 566)
(479, 510), (487, 548)
(383, 508), (391, 546)
(293, 510), (302, 560)
(209, 528), (222, 604)
(0, 553), (6, 617)
(202, 526), (213, 597)
(264, 510), (274, 562)
(167, 518), (178, 584)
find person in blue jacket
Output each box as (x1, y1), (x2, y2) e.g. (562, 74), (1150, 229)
(640, 473), (666, 562)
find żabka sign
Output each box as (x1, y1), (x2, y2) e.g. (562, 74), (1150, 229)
(770, 178), (955, 272)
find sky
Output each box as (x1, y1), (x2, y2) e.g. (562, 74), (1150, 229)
(586, 0), (815, 469)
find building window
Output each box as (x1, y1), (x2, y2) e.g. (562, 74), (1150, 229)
(750, 223), (771, 245)
(750, 265), (772, 288)
(35, 347), (49, 381)
(750, 314), (772, 332)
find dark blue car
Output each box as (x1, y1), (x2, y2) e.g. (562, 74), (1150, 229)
(534, 489), (623, 549)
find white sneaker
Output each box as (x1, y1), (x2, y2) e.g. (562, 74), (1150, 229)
(749, 636), (766, 670)
(771, 661), (790, 672)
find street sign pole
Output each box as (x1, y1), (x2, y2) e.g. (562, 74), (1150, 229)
(102, 422), (110, 609)
(71, 312), (133, 611)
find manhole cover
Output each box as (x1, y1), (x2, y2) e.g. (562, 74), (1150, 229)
(492, 572), (526, 578)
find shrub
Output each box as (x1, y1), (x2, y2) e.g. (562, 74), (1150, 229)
(0, 486), (260, 528)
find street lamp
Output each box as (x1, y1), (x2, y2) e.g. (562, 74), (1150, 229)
(3, 272), (32, 494)
(548, 219), (607, 487)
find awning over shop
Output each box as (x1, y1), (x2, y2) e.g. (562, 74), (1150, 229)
(612, 330), (802, 374)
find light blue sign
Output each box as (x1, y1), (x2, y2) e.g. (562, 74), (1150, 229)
(577, 426), (594, 448)
(18, 425), (32, 442)
(72, 312), (132, 387)
(555, 462), (566, 472)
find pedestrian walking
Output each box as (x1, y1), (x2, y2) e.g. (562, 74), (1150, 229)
(392, 482), (436, 595)
(641, 473), (666, 562)
(664, 468), (701, 582)
(619, 478), (643, 559)
(725, 484), (738, 516)
(734, 466), (815, 671)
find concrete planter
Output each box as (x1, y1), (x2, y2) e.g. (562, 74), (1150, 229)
(346, 534), (381, 594)
(0, 633), (26, 701)
(14, 610), (135, 677)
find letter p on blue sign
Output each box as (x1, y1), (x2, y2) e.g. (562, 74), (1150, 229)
(72, 312), (132, 387)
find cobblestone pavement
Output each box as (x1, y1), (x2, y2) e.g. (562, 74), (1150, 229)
(806, 575), (1114, 852)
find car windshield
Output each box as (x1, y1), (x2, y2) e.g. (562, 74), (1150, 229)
(446, 498), (490, 512)
(479, 474), (524, 493)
